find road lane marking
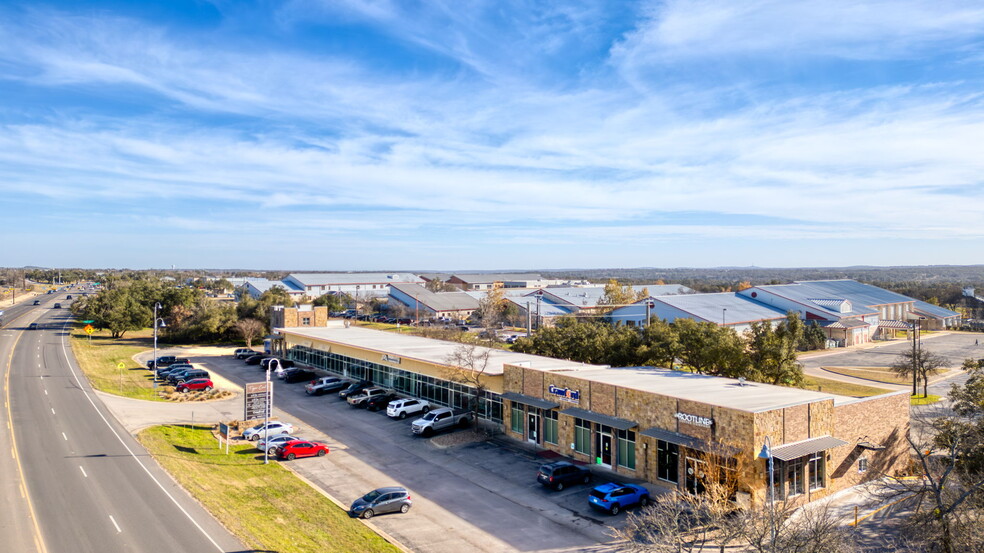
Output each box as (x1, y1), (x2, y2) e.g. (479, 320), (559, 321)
(109, 515), (121, 533)
(79, 466), (87, 478)
(50, 408), (55, 415)
(58, 322), (227, 552)
(43, 389), (47, 396)
(62, 432), (67, 441)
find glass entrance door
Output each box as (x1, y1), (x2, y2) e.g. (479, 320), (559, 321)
(599, 433), (613, 468)
(685, 457), (707, 495)
(526, 412), (539, 444)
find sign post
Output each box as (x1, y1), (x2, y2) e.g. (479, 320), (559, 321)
(244, 379), (273, 464)
(218, 422), (230, 454)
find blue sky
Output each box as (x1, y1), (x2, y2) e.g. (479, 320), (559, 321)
(2, 1), (984, 271)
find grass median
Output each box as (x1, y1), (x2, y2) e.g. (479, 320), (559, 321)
(69, 326), (165, 400)
(139, 424), (399, 553)
(800, 375), (890, 397)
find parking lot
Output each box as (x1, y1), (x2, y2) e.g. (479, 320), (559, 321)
(159, 351), (645, 553)
(800, 331), (983, 372)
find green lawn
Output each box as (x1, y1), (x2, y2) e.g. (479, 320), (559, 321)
(800, 375), (890, 397)
(910, 394), (942, 405)
(138, 425), (399, 553)
(69, 326), (168, 400)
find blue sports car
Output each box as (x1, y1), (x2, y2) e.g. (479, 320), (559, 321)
(588, 482), (650, 515)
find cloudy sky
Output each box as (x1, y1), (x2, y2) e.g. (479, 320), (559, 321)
(2, 1), (984, 270)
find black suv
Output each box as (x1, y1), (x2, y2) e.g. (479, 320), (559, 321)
(167, 368), (210, 385)
(156, 363), (192, 380)
(537, 461), (592, 491)
(338, 380), (372, 400)
(283, 368), (316, 383)
(147, 356), (190, 370)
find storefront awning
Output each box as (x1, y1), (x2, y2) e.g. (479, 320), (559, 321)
(500, 392), (559, 410)
(641, 427), (740, 456)
(559, 408), (637, 431)
(770, 436), (848, 462)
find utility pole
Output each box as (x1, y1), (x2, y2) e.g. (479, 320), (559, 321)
(911, 318), (919, 396)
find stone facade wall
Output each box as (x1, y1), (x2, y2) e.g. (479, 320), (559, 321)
(830, 392), (910, 490)
(270, 306), (329, 328)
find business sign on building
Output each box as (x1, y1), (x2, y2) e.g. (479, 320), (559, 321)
(244, 381), (272, 420)
(548, 385), (580, 403)
(675, 412), (713, 428)
(382, 354), (401, 364)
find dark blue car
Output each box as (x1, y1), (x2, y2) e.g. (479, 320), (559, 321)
(588, 482), (650, 515)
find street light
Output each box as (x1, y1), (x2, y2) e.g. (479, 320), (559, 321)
(758, 436), (777, 549)
(722, 308), (727, 326)
(152, 302), (166, 392)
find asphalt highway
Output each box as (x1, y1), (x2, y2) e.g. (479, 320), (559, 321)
(1, 293), (245, 553)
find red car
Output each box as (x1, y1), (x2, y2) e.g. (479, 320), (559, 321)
(277, 440), (329, 461)
(175, 378), (214, 393)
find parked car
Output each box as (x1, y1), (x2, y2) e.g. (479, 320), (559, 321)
(587, 482), (650, 515)
(283, 368), (316, 383)
(386, 398), (430, 420)
(233, 348), (257, 359)
(349, 487), (412, 519)
(155, 363), (193, 380)
(53, 303), (61, 309)
(366, 392), (399, 412)
(347, 386), (389, 408)
(175, 378), (214, 393)
(338, 380), (372, 399)
(242, 421), (294, 441)
(305, 376), (348, 396)
(66, 295), (72, 299)
(257, 434), (302, 455)
(33, 300), (40, 305)
(146, 355), (189, 370)
(244, 354), (268, 365)
(260, 357), (294, 371)
(277, 440), (329, 460)
(537, 461), (592, 491)
(410, 408), (472, 437)
(167, 368), (209, 385)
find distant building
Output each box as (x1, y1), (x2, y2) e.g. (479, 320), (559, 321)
(610, 292), (788, 333)
(243, 278), (305, 300)
(282, 273), (423, 299)
(270, 304), (328, 328)
(389, 283), (480, 320)
(446, 273), (548, 290)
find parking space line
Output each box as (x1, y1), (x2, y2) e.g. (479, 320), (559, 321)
(79, 466), (87, 478)
(109, 515), (121, 533)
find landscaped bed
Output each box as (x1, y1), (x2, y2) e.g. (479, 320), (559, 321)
(138, 424), (399, 553)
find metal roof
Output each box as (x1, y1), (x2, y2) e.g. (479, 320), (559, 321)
(646, 292), (788, 324)
(820, 317), (869, 329)
(745, 283), (875, 318)
(559, 407), (637, 430)
(287, 273), (423, 286)
(912, 300), (960, 320)
(769, 435), (848, 461)
(450, 273), (544, 283)
(500, 392), (559, 410)
(640, 427), (740, 455)
(390, 283), (480, 312)
(795, 280), (915, 308)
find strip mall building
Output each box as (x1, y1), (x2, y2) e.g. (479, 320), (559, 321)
(276, 323), (909, 506)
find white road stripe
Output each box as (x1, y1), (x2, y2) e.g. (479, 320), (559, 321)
(109, 515), (121, 533)
(79, 466), (87, 478)
(43, 389), (47, 395)
(62, 432), (67, 441)
(50, 408), (55, 415)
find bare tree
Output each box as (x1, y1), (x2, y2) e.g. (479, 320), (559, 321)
(234, 318), (265, 348)
(442, 344), (493, 424)
(891, 349), (950, 398)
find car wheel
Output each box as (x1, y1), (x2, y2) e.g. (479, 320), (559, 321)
(398, 412), (407, 420)
(250, 435), (260, 441)
(422, 427), (434, 437)
(555, 482), (565, 491)
(400, 504), (410, 514)
(317, 449), (326, 457)
(610, 504), (620, 516)
(421, 406), (430, 413)
(204, 386), (212, 392)
(267, 447), (277, 455)
(286, 453), (295, 460)
(362, 509), (374, 520)
(639, 495), (650, 508)
(458, 417), (470, 428)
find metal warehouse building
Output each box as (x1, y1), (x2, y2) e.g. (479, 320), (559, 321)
(276, 324), (909, 506)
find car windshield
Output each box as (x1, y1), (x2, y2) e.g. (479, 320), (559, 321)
(361, 490), (382, 502)
(421, 412), (437, 421)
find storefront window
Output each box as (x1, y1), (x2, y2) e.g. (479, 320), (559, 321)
(510, 405), (524, 434)
(657, 440), (679, 483)
(785, 458), (805, 497)
(808, 452), (824, 490)
(617, 429), (636, 470)
(543, 410), (559, 445)
(574, 418), (591, 455)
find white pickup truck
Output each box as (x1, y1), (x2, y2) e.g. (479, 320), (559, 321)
(411, 408), (472, 437)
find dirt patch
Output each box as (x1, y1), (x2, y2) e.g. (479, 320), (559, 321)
(159, 389), (235, 402)
(430, 428), (489, 449)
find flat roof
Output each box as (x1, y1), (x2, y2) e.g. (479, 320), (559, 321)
(541, 366), (855, 413)
(648, 292), (788, 324)
(277, 326), (606, 376)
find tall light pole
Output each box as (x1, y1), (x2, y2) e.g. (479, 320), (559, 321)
(758, 436), (777, 549)
(152, 302), (166, 392)
(355, 285), (360, 325)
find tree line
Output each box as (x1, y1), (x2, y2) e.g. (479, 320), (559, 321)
(512, 312), (826, 386)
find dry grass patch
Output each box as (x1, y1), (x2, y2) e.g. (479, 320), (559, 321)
(69, 326), (164, 400)
(139, 424), (399, 553)
(800, 376), (890, 397)
(821, 366), (911, 385)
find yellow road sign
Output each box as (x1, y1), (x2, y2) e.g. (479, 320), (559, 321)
(84, 324), (94, 334)
(117, 362), (125, 369)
